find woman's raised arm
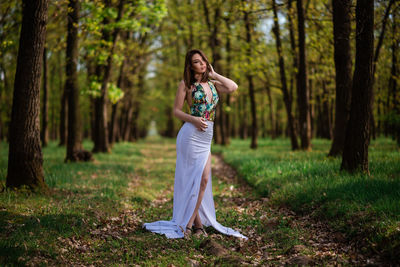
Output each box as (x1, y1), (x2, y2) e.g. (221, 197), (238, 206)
(209, 65), (238, 94)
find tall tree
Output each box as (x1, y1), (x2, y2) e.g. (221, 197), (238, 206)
(92, 0), (124, 153)
(271, 0), (299, 150)
(388, 10), (399, 145)
(296, 0), (311, 150)
(109, 57), (126, 145)
(58, 50), (67, 146)
(371, 0), (395, 137)
(287, 0), (297, 110)
(41, 46), (49, 147)
(328, 0), (352, 157)
(244, 4), (258, 149)
(341, 0), (374, 173)
(65, 0), (84, 162)
(6, 0), (49, 191)
(223, 15), (233, 145)
(202, 0), (226, 145)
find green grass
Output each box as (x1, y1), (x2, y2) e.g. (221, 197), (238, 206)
(213, 137), (400, 259)
(0, 137), (254, 266)
(1, 136), (399, 265)
(0, 139), (144, 265)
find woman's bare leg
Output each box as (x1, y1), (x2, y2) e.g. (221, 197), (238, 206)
(186, 153), (211, 231)
(193, 211), (202, 228)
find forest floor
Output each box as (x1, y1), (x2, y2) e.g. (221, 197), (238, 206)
(0, 137), (396, 266)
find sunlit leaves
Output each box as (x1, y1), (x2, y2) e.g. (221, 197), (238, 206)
(81, 79), (124, 104)
(108, 83), (125, 104)
(83, 79), (102, 98)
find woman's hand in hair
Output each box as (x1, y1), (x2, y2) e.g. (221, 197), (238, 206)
(192, 116), (208, 131)
(208, 64), (217, 79)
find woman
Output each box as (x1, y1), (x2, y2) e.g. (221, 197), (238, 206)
(143, 49), (247, 239)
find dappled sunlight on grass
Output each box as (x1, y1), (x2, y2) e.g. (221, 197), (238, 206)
(213, 137), (400, 259)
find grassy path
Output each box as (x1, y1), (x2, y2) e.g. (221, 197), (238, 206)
(0, 137), (387, 266)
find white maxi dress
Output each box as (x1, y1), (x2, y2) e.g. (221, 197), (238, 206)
(143, 83), (247, 239)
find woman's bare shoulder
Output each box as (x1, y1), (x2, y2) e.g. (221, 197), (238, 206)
(178, 80), (187, 90)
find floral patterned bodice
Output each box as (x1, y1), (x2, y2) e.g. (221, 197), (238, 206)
(190, 80), (219, 121)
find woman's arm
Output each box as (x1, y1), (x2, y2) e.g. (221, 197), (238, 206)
(173, 80), (208, 131)
(209, 66), (238, 94)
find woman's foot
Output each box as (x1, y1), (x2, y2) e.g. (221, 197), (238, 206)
(184, 226), (193, 239)
(193, 226), (208, 237)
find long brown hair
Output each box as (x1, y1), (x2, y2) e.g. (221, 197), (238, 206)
(183, 49), (211, 90)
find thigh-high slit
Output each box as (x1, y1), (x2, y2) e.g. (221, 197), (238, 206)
(142, 121), (247, 239)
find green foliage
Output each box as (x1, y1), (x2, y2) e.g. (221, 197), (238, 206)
(81, 77), (124, 104)
(108, 83), (124, 104)
(384, 110), (400, 127)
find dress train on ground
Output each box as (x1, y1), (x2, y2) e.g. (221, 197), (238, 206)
(142, 121), (247, 239)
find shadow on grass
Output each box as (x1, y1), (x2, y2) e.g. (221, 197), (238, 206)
(0, 211), (87, 265)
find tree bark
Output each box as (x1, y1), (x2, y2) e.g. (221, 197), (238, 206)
(272, 0), (299, 149)
(296, 0), (311, 150)
(239, 94), (248, 139)
(341, 0), (374, 173)
(287, 0), (297, 110)
(202, 0), (226, 145)
(6, 0), (49, 191)
(244, 10), (258, 149)
(65, 0), (85, 162)
(223, 15), (234, 145)
(109, 57), (126, 145)
(49, 57), (57, 140)
(93, 0), (124, 153)
(316, 81), (332, 139)
(41, 46), (49, 147)
(264, 81), (275, 138)
(59, 50), (67, 146)
(329, 0), (353, 156)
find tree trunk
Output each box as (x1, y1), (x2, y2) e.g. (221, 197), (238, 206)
(224, 17), (232, 145)
(0, 62), (7, 141)
(202, 1), (225, 145)
(260, 93), (266, 138)
(322, 81), (333, 139)
(389, 11), (399, 144)
(50, 57), (57, 140)
(59, 51), (67, 146)
(65, 0), (86, 162)
(272, 0), (299, 149)
(329, 0), (353, 157)
(239, 94), (248, 139)
(275, 97), (283, 136)
(265, 82), (275, 138)
(316, 81), (332, 139)
(296, 0), (311, 150)
(341, 0), (374, 173)
(244, 10), (258, 149)
(93, 0), (124, 153)
(309, 76), (314, 138)
(41, 46), (49, 147)
(370, 0), (395, 138)
(109, 57), (126, 145)
(130, 70), (145, 141)
(6, 0), (49, 191)
(287, 0), (297, 110)
(123, 101), (134, 141)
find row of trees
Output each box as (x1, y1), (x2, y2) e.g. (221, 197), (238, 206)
(150, 0), (398, 172)
(1, 0), (399, 190)
(3, 0), (166, 191)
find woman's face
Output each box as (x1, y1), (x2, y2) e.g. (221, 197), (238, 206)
(191, 53), (207, 74)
